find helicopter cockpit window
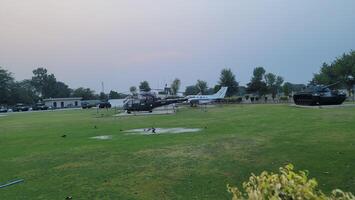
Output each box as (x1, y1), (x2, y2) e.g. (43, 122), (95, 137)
(127, 100), (133, 106)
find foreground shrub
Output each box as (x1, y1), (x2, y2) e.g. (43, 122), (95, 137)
(223, 97), (243, 104)
(227, 164), (354, 200)
(279, 96), (289, 101)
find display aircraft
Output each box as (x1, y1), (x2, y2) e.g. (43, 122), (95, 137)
(186, 87), (228, 106)
(123, 92), (186, 114)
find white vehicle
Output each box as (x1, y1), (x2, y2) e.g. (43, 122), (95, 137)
(186, 87), (228, 106)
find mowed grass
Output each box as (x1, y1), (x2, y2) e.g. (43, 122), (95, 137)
(0, 104), (354, 199)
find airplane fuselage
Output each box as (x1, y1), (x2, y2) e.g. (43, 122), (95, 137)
(186, 87), (228, 106)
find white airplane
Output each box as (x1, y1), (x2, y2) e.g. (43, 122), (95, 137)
(186, 87), (228, 106)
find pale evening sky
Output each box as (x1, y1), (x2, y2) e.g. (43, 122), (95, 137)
(1, 0), (355, 93)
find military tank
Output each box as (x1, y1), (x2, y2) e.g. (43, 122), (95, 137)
(293, 82), (346, 106)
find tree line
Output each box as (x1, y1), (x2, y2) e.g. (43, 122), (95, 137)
(0, 67), (126, 106)
(129, 68), (298, 101)
(131, 50), (355, 99)
(312, 50), (355, 94)
(1, 50), (353, 106)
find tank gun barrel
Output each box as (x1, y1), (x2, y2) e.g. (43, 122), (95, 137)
(322, 81), (341, 89)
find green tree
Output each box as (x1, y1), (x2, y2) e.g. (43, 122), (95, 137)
(219, 68), (239, 97)
(253, 67), (266, 81)
(332, 51), (355, 94)
(312, 63), (337, 86)
(276, 76), (284, 93)
(184, 85), (199, 95)
(265, 73), (276, 88)
(52, 81), (72, 98)
(99, 92), (108, 101)
(130, 86), (137, 95)
(247, 67), (267, 96)
(139, 81), (151, 92)
(109, 90), (118, 99)
(213, 84), (222, 93)
(282, 82), (292, 96)
(0, 67), (15, 105)
(31, 68), (57, 98)
(109, 90), (123, 99)
(170, 78), (181, 95)
(265, 73), (284, 100)
(195, 80), (208, 94)
(312, 50), (355, 95)
(9, 80), (39, 105)
(72, 87), (96, 100)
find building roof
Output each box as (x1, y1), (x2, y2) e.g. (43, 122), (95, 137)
(43, 97), (82, 101)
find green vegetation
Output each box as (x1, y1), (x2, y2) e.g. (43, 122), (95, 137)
(139, 81), (151, 92)
(312, 50), (355, 94)
(227, 164), (354, 200)
(217, 68), (239, 97)
(170, 79), (181, 95)
(0, 105), (355, 199)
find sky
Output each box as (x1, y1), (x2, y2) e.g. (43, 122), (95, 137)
(1, 0), (355, 93)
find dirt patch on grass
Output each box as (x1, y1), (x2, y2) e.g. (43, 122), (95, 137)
(54, 162), (91, 170)
(124, 128), (202, 135)
(90, 135), (112, 140)
(135, 136), (264, 161)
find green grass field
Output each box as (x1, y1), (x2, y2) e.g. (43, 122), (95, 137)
(0, 105), (355, 199)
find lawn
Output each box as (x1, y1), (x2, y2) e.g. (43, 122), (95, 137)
(0, 105), (354, 199)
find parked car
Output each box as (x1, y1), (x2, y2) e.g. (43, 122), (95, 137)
(81, 102), (94, 109)
(0, 106), (8, 113)
(32, 103), (49, 111)
(12, 104), (30, 112)
(98, 102), (111, 109)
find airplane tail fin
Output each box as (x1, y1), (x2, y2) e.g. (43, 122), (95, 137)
(213, 87), (228, 98)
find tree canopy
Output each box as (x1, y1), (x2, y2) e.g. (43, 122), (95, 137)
(170, 78), (181, 95)
(72, 87), (97, 100)
(265, 73), (284, 99)
(247, 67), (268, 96)
(184, 85), (199, 95)
(130, 86), (137, 95)
(0, 67), (15, 105)
(196, 80), (208, 95)
(139, 81), (151, 92)
(109, 90), (127, 99)
(312, 50), (355, 94)
(218, 68), (239, 97)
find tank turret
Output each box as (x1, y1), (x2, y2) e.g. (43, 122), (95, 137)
(293, 82), (346, 106)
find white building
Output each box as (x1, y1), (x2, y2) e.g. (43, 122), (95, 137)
(109, 99), (125, 108)
(43, 97), (82, 109)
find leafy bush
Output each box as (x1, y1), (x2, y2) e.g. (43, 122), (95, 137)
(226, 97), (243, 103)
(227, 164), (354, 200)
(279, 96), (289, 101)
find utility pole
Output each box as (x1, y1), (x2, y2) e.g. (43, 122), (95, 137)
(101, 82), (105, 94)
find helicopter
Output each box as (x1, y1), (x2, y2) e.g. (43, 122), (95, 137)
(123, 92), (186, 114)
